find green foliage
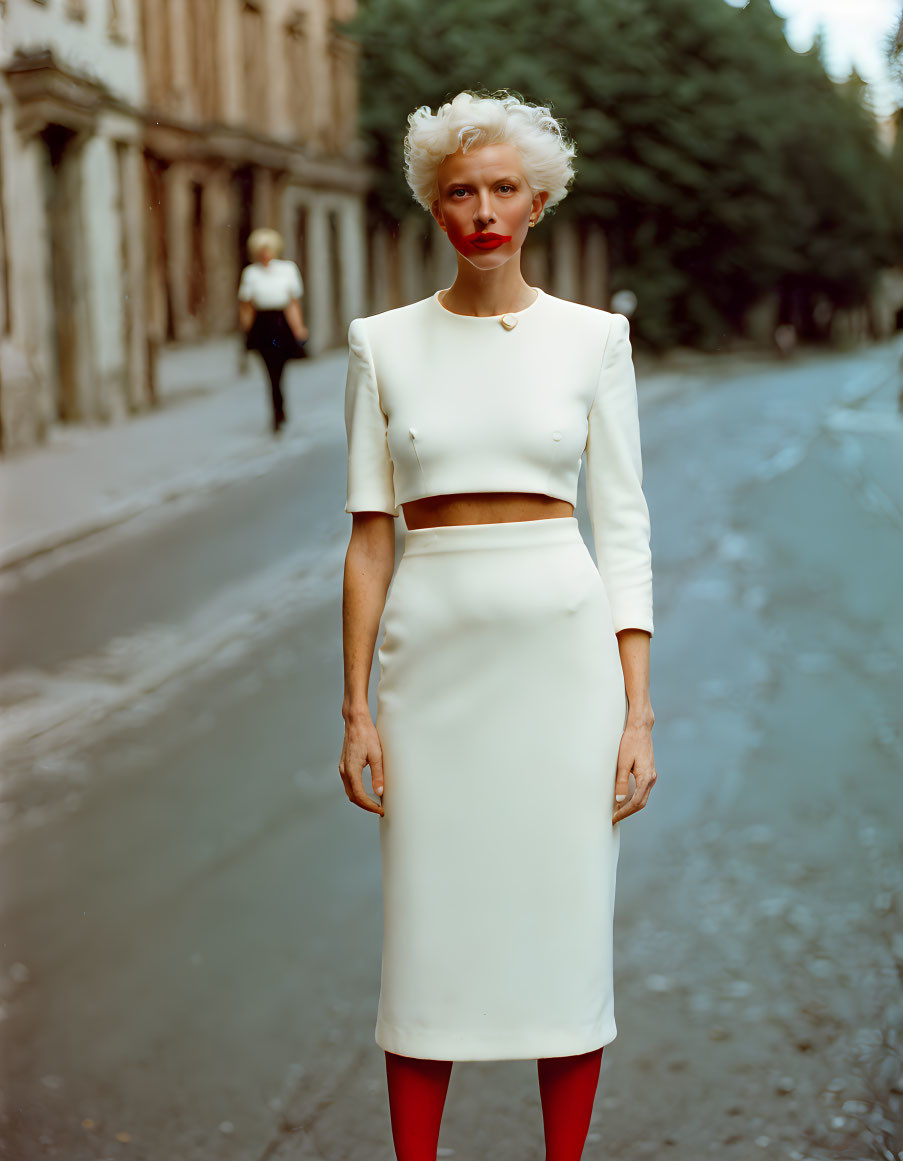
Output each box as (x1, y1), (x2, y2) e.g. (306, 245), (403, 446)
(340, 0), (903, 346)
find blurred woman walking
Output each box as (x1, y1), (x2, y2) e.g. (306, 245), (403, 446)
(238, 228), (309, 434)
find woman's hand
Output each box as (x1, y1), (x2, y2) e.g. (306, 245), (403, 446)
(339, 709), (385, 816)
(612, 718), (656, 824)
(292, 323), (310, 343)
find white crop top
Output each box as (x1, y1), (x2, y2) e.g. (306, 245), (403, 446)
(237, 259), (304, 309)
(343, 286), (653, 637)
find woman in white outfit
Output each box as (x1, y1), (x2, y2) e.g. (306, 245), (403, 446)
(238, 228), (308, 433)
(338, 91), (658, 1161)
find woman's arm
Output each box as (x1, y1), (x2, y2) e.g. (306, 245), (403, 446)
(584, 314), (654, 637)
(612, 628), (656, 823)
(285, 297), (308, 342)
(618, 629), (653, 728)
(284, 262), (308, 341)
(238, 300), (255, 333)
(583, 313), (657, 824)
(237, 265), (255, 332)
(339, 512), (396, 815)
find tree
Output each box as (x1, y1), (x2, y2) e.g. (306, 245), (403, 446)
(341, 0), (903, 347)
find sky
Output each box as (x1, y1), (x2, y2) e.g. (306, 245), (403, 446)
(725, 0), (901, 115)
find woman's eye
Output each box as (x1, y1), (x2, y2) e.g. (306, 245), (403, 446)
(451, 189), (469, 198)
(498, 185), (514, 193)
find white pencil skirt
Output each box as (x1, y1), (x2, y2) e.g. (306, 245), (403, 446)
(374, 516), (627, 1061)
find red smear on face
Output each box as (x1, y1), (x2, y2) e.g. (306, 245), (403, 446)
(445, 222), (513, 256)
(463, 231), (512, 241)
(463, 231), (512, 251)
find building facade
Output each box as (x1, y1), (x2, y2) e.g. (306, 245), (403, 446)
(0, 0), (148, 449)
(139, 0), (367, 353)
(0, 0), (369, 453)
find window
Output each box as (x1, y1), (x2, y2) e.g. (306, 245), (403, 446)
(241, 2), (267, 128)
(328, 207), (343, 344)
(284, 12), (314, 141)
(108, 0), (125, 41)
(187, 181), (206, 319)
(327, 33), (357, 151)
(0, 112), (9, 336)
(295, 203), (309, 296)
(141, 0), (173, 109)
(187, 0), (219, 120)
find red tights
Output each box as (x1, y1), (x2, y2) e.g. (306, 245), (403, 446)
(384, 1046), (603, 1161)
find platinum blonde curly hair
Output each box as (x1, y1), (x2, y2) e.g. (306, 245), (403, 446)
(403, 90), (577, 225)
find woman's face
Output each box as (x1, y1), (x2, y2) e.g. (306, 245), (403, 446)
(430, 142), (547, 269)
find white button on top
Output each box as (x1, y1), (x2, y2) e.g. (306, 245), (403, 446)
(409, 427), (417, 436)
(500, 314), (518, 330)
(552, 430), (561, 441)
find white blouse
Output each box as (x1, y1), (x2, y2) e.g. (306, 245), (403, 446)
(237, 259), (304, 309)
(343, 286), (653, 636)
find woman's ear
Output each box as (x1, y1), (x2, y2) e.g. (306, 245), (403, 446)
(430, 199), (447, 233)
(531, 190), (550, 222)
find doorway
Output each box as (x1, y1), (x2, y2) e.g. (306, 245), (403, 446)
(40, 124), (85, 421)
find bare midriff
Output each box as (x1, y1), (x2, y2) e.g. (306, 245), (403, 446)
(402, 492), (575, 530)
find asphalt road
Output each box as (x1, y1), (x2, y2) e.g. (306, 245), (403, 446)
(1, 335), (901, 1161)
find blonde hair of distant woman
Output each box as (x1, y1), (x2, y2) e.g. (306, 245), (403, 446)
(247, 227), (285, 261)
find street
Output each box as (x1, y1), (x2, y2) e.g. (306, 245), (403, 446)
(1, 337), (902, 1161)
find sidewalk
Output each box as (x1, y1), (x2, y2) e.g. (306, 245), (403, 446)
(0, 338), (349, 573)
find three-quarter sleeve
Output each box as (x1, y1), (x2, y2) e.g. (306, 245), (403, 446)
(237, 264), (255, 302)
(344, 318), (399, 516)
(584, 313), (654, 637)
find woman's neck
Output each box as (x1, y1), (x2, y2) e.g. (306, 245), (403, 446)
(439, 259), (535, 317)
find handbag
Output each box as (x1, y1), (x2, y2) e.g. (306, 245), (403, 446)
(245, 310), (308, 359)
(284, 333), (309, 360)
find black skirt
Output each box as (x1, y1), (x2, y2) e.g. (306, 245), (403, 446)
(245, 309), (307, 360)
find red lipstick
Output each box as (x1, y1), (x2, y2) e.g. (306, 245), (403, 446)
(465, 232), (512, 251)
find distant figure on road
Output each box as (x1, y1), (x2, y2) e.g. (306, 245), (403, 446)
(238, 228), (309, 434)
(774, 323), (798, 360)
